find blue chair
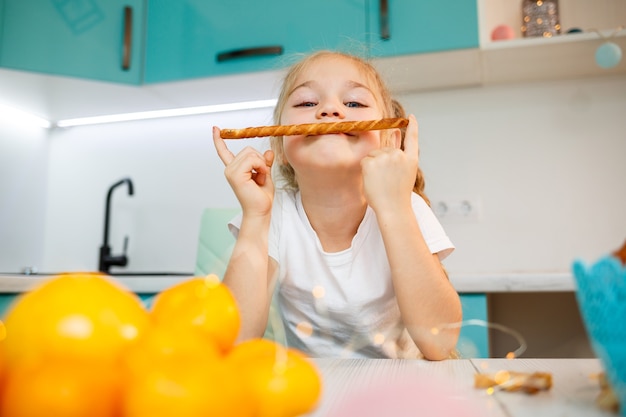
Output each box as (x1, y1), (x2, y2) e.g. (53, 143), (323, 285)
(194, 208), (240, 277)
(194, 208), (278, 340)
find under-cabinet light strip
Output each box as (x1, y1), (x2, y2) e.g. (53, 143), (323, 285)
(54, 99), (278, 128)
(0, 103), (52, 129)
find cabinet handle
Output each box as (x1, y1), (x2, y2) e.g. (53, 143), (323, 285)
(216, 46), (284, 63)
(380, 0), (390, 40)
(122, 6), (132, 70)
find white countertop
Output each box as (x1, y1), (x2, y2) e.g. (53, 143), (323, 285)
(307, 358), (608, 417)
(0, 272), (576, 294)
(450, 272), (576, 293)
(0, 274), (190, 294)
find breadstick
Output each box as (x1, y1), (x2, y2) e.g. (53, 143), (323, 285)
(220, 118), (408, 139)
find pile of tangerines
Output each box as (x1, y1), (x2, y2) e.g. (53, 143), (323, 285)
(0, 273), (321, 417)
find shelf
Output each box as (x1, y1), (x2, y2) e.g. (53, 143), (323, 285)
(481, 30), (626, 85)
(482, 29), (624, 50)
(478, 0), (626, 46)
(373, 31), (626, 94)
(373, 49), (483, 94)
(475, 0), (626, 84)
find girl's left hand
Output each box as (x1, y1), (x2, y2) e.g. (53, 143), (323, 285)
(361, 114), (419, 212)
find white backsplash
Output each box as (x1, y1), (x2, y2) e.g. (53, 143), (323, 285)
(1, 75), (625, 276)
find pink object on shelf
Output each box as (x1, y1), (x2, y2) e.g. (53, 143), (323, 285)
(491, 24), (516, 41)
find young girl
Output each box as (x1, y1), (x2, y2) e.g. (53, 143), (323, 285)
(213, 50), (461, 360)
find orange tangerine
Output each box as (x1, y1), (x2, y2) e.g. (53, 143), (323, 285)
(2, 273), (150, 367)
(228, 338), (280, 365)
(0, 356), (121, 417)
(122, 322), (222, 375)
(0, 322), (6, 404)
(150, 275), (241, 353)
(122, 354), (252, 417)
(227, 339), (322, 417)
(0, 319), (5, 370)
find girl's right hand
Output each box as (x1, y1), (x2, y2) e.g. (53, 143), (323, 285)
(213, 126), (275, 215)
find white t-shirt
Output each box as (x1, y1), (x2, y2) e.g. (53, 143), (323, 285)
(229, 188), (454, 358)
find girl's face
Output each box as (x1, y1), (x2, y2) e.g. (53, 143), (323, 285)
(280, 56), (385, 179)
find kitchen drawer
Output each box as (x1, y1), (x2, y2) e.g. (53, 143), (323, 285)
(0, 0), (146, 84)
(144, 0), (367, 83)
(367, 0), (479, 57)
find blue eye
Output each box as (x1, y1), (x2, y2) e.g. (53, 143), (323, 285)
(345, 101), (365, 108)
(295, 102), (316, 107)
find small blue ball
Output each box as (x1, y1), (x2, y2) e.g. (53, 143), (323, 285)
(595, 42), (623, 69)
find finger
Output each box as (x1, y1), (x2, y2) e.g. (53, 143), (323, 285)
(255, 150), (275, 186)
(403, 114), (419, 159)
(213, 126), (235, 165)
(264, 150), (275, 169)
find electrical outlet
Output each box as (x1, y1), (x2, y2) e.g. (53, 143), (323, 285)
(433, 197), (482, 223)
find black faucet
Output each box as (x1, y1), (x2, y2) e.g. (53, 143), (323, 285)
(98, 178), (134, 273)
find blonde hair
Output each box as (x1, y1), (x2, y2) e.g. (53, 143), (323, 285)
(270, 50), (430, 207)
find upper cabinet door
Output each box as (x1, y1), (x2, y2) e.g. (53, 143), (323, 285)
(0, 0), (145, 84)
(366, 0), (479, 57)
(144, 0), (367, 84)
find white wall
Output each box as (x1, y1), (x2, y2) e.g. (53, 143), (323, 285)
(399, 75), (626, 273)
(0, 121), (49, 272)
(3, 74), (625, 275)
(42, 108), (273, 273)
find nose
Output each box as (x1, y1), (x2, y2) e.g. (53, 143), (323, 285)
(316, 99), (345, 120)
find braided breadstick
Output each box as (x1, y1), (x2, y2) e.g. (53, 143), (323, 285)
(220, 118), (408, 139)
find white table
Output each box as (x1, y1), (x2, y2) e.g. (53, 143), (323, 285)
(307, 358), (615, 417)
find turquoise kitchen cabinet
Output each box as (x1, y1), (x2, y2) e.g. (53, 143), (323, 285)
(0, 0), (145, 84)
(144, 0), (367, 83)
(458, 293), (489, 358)
(0, 294), (15, 319)
(0, 0), (4, 57)
(366, 0), (478, 57)
(0, 1), (479, 85)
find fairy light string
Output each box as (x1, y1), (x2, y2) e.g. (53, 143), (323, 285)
(435, 318), (528, 360)
(218, 266), (537, 396)
(268, 275), (528, 363)
(263, 249), (531, 393)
